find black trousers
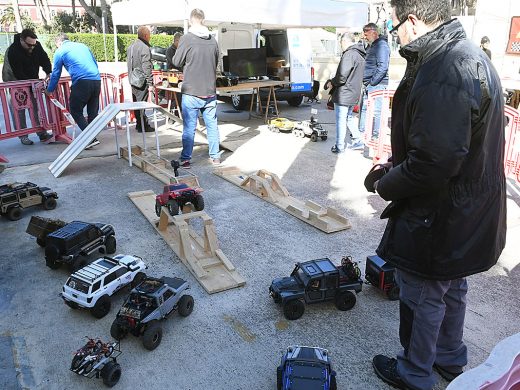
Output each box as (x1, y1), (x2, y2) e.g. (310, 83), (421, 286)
(69, 79), (101, 131)
(132, 86), (150, 129)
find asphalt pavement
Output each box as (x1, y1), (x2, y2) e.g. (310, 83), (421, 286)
(0, 99), (519, 390)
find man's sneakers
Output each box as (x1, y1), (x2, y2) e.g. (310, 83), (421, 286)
(85, 138), (100, 149)
(180, 160), (191, 169)
(19, 135), (34, 145)
(372, 355), (416, 390)
(433, 363), (463, 381)
(331, 145), (345, 154)
(348, 140), (364, 150)
(39, 132), (53, 142)
(210, 158), (221, 166)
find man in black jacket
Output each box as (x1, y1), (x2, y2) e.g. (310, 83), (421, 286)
(326, 32), (366, 153)
(2, 29), (52, 145)
(127, 26), (154, 132)
(368, 1), (507, 389)
(172, 8), (220, 167)
(166, 32), (182, 70)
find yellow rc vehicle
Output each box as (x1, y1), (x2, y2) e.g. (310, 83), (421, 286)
(268, 118), (296, 133)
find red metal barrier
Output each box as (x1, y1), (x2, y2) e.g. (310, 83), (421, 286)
(504, 105), (520, 182)
(365, 90), (520, 184)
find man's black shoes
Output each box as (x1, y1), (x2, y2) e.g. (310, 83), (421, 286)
(372, 355), (416, 390)
(433, 363), (463, 381)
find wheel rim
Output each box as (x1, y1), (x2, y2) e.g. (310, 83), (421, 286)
(152, 333), (159, 344)
(232, 95), (241, 107)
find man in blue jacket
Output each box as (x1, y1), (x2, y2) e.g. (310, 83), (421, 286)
(46, 33), (101, 148)
(358, 23), (390, 141)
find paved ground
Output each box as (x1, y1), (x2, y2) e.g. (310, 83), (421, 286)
(0, 99), (519, 390)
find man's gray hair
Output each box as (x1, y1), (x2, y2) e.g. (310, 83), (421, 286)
(340, 32), (357, 45)
(55, 33), (69, 44)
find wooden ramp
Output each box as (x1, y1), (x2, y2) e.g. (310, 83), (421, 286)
(214, 167), (351, 233)
(121, 146), (200, 187)
(128, 190), (245, 294)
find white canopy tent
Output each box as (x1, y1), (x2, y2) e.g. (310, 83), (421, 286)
(110, 0), (369, 60)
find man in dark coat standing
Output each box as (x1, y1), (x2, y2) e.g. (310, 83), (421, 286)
(127, 26), (154, 132)
(2, 29), (52, 145)
(326, 32), (366, 153)
(368, 1), (507, 389)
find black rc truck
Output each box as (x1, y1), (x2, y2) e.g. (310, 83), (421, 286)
(269, 256), (363, 320)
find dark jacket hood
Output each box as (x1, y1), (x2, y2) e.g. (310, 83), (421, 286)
(345, 42), (366, 58)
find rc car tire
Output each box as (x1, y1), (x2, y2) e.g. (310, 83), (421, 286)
(283, 299), (305, 320)
(36, 237), (46, 247)
(193, 194), (204, 211)
(42, 197), (57, 210)
(287, 95), (303, 107)
(321, 136), (328, 141)
(387, 285), (400, 301)
(70, 355), (83, 371)
(45, 253), (60, 269)
(6, 206), (22, 221)
(131, 272), (146, 288)
(142, 321), (163, 350)
(101, 361), (122, 387)
(178, 294), (194, 317)
(310, 133), (318, 142)
(155, 201), (163, 217)
(105, 235), (117, 254)
(110, 320), (128, 340)
(331, 373), (338, 390)
(276, 366), (283, 390)
(167, 199), (179, 216)
(335, 291), (356, 311)
(90, 295), (111, 319)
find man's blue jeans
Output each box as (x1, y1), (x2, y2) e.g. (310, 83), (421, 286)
(334, 103), (361, 151)
(180, 94), (220, 161)
(359, 84), (387, 139)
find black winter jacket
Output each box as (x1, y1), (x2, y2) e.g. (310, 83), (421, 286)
(4, 33), (51, 81)
(331, 43), (366, 106)
(363, 36), (389, 86)
(376, 19), (507, 280)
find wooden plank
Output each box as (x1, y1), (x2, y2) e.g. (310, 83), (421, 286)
(128, 191), (245, 294)
(120, 146), (200, 187)
(214, 167), (351, 233)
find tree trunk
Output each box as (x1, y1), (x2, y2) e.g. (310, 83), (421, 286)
(11, 0), (22, 32)
(33, 0), (51, 27)
(78, 0), (102, 30)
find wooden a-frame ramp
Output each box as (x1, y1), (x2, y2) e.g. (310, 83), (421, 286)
(214, 167), (351, 233)
(128, 190), (245, 294)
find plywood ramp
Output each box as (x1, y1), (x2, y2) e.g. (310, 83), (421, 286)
(128, 190), (245, 294)
(214, 167), (351, 233)
(121, 146), (200, 188)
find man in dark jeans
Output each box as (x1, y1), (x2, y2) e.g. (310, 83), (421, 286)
(2, 28), (53, 145)
(368, 1), (507, 389)
(46, 33), (101, 148)
(127, 26), (154, 133)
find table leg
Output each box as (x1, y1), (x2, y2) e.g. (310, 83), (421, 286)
(125, 111), (132, 167)
(154, 110), (160, 158)
(272, 87), (279, 117)
(265, 87), (272, 123)
(173, 91), (182, 120)
(141, 114), (146, 152)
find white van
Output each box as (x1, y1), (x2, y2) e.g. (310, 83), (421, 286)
(217, 23), (315, 110)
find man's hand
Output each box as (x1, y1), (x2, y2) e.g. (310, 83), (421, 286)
(324, 80), (332, 90)
(44, 90), (54, 98)
(44, 74), (51, 82)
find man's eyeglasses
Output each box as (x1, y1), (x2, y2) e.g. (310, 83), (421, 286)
(389, 18), (407, 37)
(23, 40), (37, 48)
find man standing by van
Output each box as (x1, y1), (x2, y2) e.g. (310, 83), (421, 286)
(172, 8), (220, 167)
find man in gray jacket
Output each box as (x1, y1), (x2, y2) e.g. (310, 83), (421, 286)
(326, 32), (366, 153)
(127, 26), (154, 132)
(172, 8), (220, 167)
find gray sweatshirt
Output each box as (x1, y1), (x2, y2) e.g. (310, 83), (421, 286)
(172, 26), (219, 97)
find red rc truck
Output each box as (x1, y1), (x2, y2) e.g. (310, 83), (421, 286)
(155, 183), (204, 217)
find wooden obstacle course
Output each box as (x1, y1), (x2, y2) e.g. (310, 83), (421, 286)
(128, 190), (245, 294)
(120, 146), (200, 188)
(214, 166), (351, 233)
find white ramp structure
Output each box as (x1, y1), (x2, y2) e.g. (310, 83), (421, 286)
(49, 102), (180, 178)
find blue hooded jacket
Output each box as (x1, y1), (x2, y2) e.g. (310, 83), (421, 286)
(363, 36), (390, 86)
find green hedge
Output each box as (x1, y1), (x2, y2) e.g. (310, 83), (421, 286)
(44, 33), (174, 62)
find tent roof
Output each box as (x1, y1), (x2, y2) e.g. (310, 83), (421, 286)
(111, 0), (369, 29)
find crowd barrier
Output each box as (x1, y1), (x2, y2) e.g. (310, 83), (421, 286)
(363, 90), (520, 185)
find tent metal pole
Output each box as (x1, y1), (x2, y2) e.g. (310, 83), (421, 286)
(113, 22), (119, 63)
